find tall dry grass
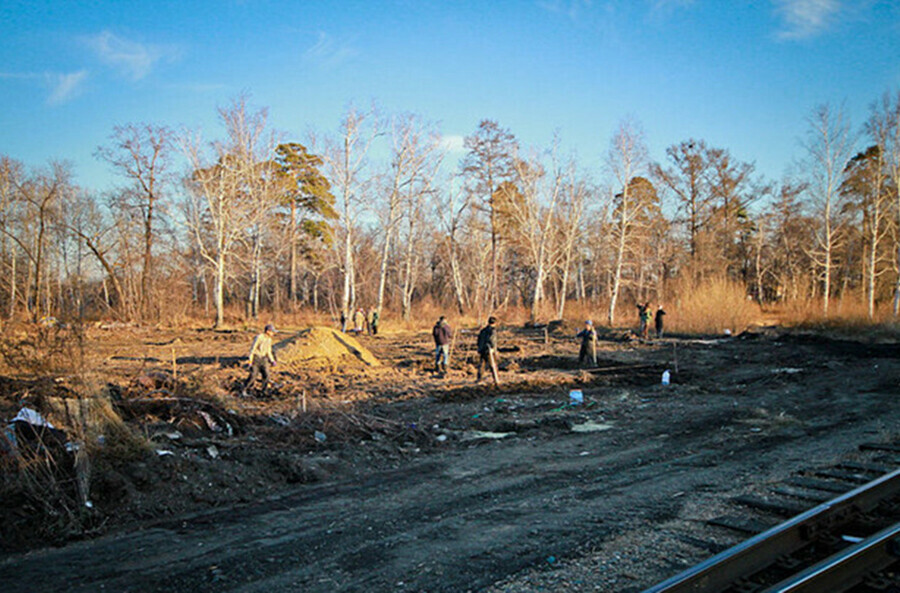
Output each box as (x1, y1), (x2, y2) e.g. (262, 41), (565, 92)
(766, 296), (900, 341)
(665, 276), (762, 335)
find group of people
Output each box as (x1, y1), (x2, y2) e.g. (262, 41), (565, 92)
(243, 303), (669, 394)
(431, 315), (499, 385)
(636, 302), (666, 340)
(340, 307), (379, 336)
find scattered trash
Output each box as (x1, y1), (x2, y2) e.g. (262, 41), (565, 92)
(569, 390), (583, 405)
(155, 449), (175, 456)
(8, 407), (70, 455)
(314, 431), (327, 443)
(435, 434), (448, 442)
(772, 367), (803, 375)
(198, 410), (220, 432)
(571, 421), (614, 433)
(154, 430), (182, 441)
(206, 445), (219, 459)
(724, 329), (732, 336)
(661, 370), (671, 385)
(12, 407), (55, 428)
(270, 414), (291, 427)
(461, 430), (513, 441)
(547, 556), (556, 564)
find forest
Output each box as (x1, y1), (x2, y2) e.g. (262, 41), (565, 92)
(2, 91), (900, 331)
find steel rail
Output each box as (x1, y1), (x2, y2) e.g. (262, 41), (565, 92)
(640, 468), (900, 593)
(761, 522), (900, 592)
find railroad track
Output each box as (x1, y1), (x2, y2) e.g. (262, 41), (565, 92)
(642, 442), (900, 593)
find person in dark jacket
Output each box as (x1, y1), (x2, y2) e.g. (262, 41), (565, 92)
(576, 320), (597, 367)
(476, 316), (499, 385)
(655, 305), (666, 339)
(432, 316), (452, 374)
(370, 310), (379, 336)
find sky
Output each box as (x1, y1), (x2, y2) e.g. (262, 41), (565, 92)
(2, 0), (899, 195)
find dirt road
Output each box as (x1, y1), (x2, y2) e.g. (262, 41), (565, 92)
(1, 329), (898, 592)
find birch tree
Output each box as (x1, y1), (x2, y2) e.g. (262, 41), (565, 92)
(377, 113), (442, 316)
(316, 106), (380, 318)
(605, 119), (650, 324)
(553, 163), (590, 319)
(868, 91), (900, 315)
(183, 96), (273, 328)
(801, 103), (855, 315)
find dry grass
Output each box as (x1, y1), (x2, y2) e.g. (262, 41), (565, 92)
(766, 297), (900, 341)
(666, 276), (762, 335)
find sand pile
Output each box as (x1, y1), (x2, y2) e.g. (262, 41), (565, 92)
(275, 327), (380, 368)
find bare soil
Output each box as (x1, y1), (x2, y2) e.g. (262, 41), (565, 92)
(0, 322), (898, 592)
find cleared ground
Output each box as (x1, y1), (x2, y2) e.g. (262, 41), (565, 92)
(0, 322), (898, 592)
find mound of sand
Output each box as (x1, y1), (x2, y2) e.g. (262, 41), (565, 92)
(275, 327), (380, 368)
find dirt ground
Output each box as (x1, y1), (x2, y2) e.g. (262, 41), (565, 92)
(0, 320), (899, 592)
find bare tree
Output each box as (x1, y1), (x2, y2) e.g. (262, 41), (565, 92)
(841, 145), (891, 318)
(868, 91), (900, 316)
(315, 105), (381, 319)
(0, 157), (23, 319)
(434, 183), (471, 314)
(553, 163), (590, 319)
(461, 120), (518, 309)
(605, 119), (651, 324)
(498, 144), (563, 322)
(377, 113), (442, 316)
(0, 162), (71, 321)
(183, 96), (274, 328)
(96, 124), (174, 321)
(801, 103), (856, 315)
(652, 140), (714, 265)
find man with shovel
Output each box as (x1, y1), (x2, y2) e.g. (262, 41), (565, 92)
(476, 316), (500, 386)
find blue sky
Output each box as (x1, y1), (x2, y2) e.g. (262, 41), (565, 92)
(2, 0), (899, 193)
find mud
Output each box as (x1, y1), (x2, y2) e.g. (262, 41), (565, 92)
(0, 323), (898, 592)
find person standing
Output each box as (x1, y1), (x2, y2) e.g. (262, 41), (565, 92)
(655, 304), (667, 339)
(371, 309), (379, 336)
(340, 310), (347, 333)
(576, 320), (597, 367)
(432, 316), (452, 374)
(353, 308), (366, 333)
(243, 324), (277, 396)
(476, 316), (500, 386)
(637, 302), (651, 340)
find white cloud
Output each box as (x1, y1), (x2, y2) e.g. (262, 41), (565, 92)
(774, 0), (842, 40)
(537, 0), (594, 22)
(83, 31), (178, 80)
(46, 70), (88, 105)
(304, 32), (358, 69)
(441, 135), (466, 153)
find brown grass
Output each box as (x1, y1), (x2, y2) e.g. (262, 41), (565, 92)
(666, 276), (762, 335)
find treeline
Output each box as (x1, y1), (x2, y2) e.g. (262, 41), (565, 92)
(2, 92), (900, 328)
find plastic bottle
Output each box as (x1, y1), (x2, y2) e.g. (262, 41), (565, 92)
(661, 370), (671, 385)
(569, 390), (583, 405)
